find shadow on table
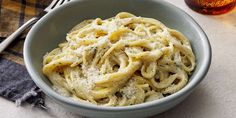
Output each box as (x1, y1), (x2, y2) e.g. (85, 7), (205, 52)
(209, 8), (236, 29)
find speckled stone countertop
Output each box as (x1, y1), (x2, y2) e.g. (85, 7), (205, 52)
(0, 0), (236, 118)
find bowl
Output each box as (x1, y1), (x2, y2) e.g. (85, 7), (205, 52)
(24, 0), (211, 117)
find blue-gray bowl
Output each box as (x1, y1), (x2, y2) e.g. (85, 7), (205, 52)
(24, 0), (211, 117)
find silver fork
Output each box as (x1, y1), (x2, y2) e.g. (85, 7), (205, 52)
(0, 0), (71, 53)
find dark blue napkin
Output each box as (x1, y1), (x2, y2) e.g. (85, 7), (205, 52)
(0, 38), (45, 109)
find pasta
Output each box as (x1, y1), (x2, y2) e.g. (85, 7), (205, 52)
(42, 12), (196, 106)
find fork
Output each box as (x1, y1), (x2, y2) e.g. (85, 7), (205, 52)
(0, 0), (71, 53)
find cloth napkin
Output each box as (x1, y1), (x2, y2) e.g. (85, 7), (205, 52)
(0, 0), (51, 108)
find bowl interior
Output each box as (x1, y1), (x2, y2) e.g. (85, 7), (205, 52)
(24, 0), (211, 110)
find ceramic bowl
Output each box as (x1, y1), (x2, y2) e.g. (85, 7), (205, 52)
(24, 0), (211, 117)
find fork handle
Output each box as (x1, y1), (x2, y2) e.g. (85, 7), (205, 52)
(0, 17), (38, 53)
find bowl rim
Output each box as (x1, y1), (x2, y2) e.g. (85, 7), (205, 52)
(24, 0), (212, 111)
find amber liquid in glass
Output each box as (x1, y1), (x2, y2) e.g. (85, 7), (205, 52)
(185, 0), (236, 15)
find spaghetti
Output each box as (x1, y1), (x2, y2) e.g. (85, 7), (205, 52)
(43, 12), (196, 106)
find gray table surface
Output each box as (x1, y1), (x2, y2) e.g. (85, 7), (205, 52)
(1, 0), (236, 118)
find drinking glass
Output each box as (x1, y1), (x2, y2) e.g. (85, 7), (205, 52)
(185, 0), (236, 15)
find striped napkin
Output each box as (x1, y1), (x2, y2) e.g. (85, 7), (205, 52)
(0, 0), (51, 108)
